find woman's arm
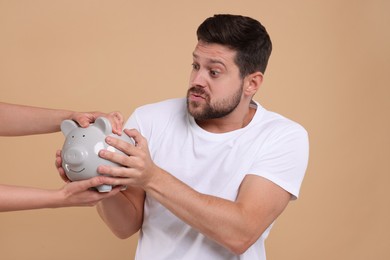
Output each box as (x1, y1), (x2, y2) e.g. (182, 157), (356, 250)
(0, 177), (121, 212)
(0, 102), (123, 136)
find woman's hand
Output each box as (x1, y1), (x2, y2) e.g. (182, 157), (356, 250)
(71, 111), (124, 135)
(56, 177), (122, 207)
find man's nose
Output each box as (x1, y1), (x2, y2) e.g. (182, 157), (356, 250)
(190, 70), (207, 88)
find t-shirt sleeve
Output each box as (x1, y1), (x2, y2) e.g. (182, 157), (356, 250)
(124, 106), (155, 138)
(124, 112), (140, 131)
(249, 124), (309, 199)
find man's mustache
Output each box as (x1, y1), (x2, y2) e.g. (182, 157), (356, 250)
(188, 87), (206, 96)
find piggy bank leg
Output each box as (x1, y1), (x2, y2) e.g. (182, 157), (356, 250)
(96, 184), (112, 192)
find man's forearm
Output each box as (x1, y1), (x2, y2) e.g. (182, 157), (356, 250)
(97, 188), (144, 239)
(142, 169), (290, 255)
(143, 169), (251, 253)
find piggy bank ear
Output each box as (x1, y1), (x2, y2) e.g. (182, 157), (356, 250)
(94, 117), (112, 135)
(60, 120), (79, 136)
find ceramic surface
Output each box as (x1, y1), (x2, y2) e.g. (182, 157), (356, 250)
(61, 117), (130, 192)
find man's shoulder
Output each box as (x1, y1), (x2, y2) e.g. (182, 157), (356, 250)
(253, 104), (308, 137)
(135, 98), (186, 114)
(132, 98), (187, 126)
(129, 98), (187, 139)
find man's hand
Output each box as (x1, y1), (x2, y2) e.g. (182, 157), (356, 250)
(96, 129), (158, 188)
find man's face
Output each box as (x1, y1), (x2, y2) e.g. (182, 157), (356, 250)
(187, 41), (244, 120)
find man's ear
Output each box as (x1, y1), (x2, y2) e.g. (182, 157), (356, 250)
(244, 72), (263, 96)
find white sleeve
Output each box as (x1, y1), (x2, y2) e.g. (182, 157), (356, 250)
(249, 124), (309, 199)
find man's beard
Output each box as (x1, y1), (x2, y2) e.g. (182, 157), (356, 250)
(186, 84), (243, 120)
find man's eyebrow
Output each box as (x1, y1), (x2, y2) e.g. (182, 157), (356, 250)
(192, 53), (227, 68)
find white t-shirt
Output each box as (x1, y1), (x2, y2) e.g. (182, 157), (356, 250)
(125, 98), (309, 260)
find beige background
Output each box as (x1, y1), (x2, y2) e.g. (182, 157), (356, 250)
(1, 0), (389, 259)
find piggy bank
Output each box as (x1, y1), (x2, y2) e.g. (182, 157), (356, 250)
(60, 117), (130, 192)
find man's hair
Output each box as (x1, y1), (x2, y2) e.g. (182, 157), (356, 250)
(196, 14), (272, 77)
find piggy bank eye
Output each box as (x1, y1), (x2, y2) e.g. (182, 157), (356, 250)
(83, 135), (85, 137)
(71, 136), (74, 138)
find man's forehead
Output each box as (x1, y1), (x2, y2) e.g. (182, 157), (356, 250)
(192, 41), (236, 65)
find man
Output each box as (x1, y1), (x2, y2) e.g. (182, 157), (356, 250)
(0, 102), (123, 212)
(94, 14), (309, 259)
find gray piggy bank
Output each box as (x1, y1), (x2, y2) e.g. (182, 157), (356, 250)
(61, 117), (129, 192)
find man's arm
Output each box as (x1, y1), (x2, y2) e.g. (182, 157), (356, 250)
(97, 129), (291, 254)
(96, 186), (145, 239)
(0, 102), (123, 136)
(143, 169), (290, 254)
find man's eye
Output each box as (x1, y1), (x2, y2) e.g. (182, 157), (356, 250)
(210, 70), (220, 76)
(191, 63), (199, 70)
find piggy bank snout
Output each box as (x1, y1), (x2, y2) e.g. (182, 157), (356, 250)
(63, 147), (88, 165)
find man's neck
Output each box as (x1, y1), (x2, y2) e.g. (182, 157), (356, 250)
(196, 105), (257, 133)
